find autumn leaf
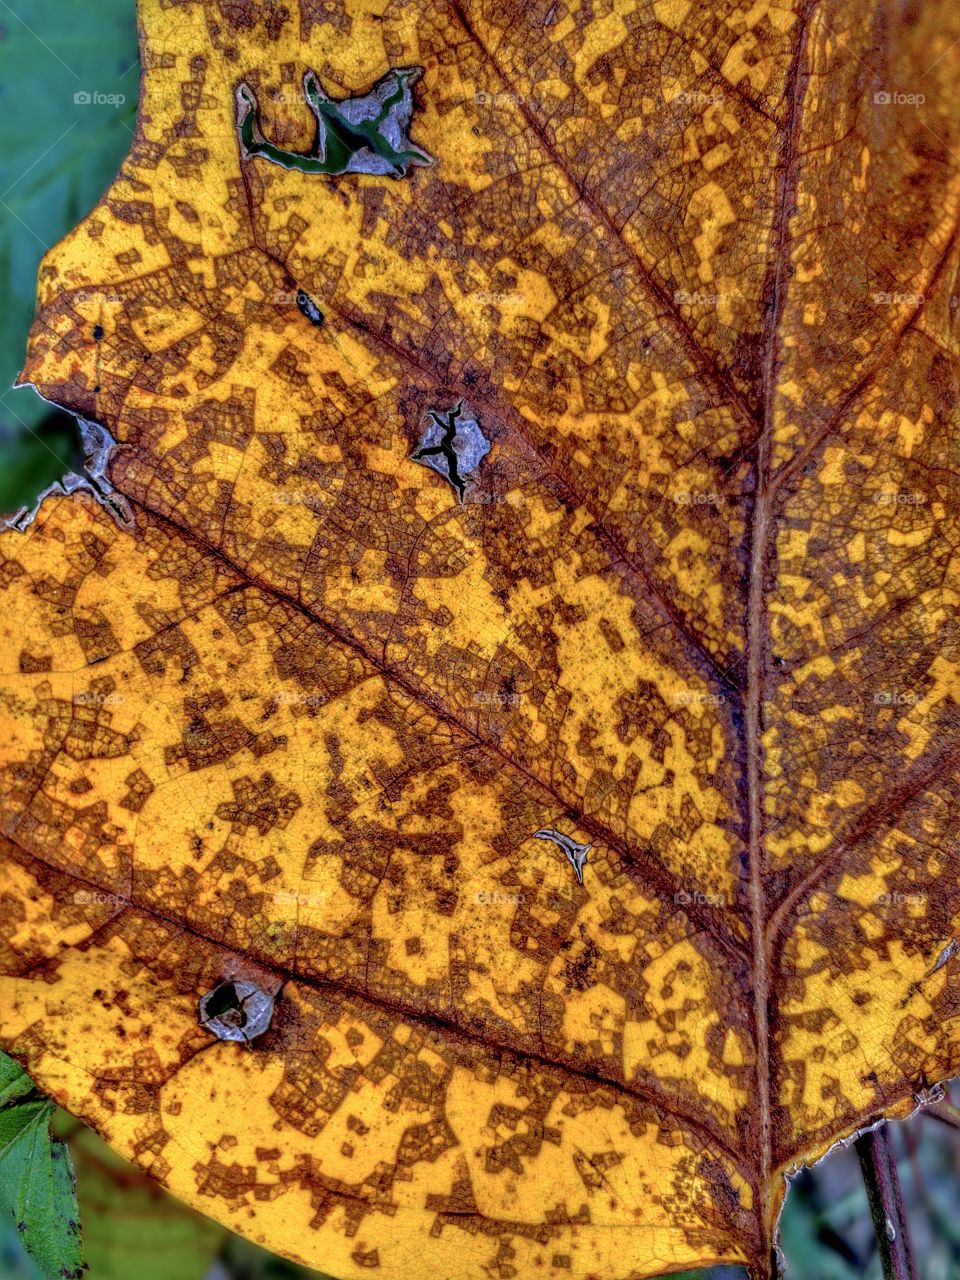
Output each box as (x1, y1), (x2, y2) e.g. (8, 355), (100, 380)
(2, 0), (960, 1277)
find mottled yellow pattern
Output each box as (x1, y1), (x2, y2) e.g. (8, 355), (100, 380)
(2, 0), (960, 1277)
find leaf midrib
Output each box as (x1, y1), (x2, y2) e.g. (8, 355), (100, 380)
(745, 0), (821, 1240)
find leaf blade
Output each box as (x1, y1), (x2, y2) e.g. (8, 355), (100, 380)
(3, 1), (960, 1278)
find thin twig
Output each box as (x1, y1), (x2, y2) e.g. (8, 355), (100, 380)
(855, 1123), (918, 1280)
(922, 1098), (960, 1132)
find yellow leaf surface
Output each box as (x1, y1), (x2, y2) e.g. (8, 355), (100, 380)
(3, 1), (960, 1277)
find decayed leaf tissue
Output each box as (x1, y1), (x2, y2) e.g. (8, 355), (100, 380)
(2, 0), (960, 1276)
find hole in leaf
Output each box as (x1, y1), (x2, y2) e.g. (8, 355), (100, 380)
(199, 979), (275, 1043)
(236, 67), (434, 179)
(411, 401), (490, 502)
(3, 417), (132, 533)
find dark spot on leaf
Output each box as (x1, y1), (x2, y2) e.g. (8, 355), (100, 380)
(562, 938), (600, 992)
(296, 290), (324, 326)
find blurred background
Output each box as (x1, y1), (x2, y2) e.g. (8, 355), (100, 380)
(0, 0), (130, 514)
(0, 2), (958, 1277)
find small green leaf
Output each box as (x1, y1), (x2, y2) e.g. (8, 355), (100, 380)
(0, 1055), (35, 1108)
(0, 1057), (83, 1280)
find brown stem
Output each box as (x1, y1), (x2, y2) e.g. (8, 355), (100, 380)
(855, 1123), (918, 1280)
(922, 1097), (960, 1132)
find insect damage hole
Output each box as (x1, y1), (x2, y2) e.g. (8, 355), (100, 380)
(411, 400), (490, 501)
(928, 937), (957, 975)
(236, 66), (434, 179)
(296, 289), (324, 326)
(3, 417), (132, 533)
(532, 828), (592, 884)
(199, 979), (274, 1043)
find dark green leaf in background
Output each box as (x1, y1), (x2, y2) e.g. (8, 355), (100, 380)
(0, 0), (137, 512)
(61, 1120), (225, 1280)
(53, 1114), (339, 1280)
(0, 1054), (35, 1108)
(0, 1052), (83, 1280)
